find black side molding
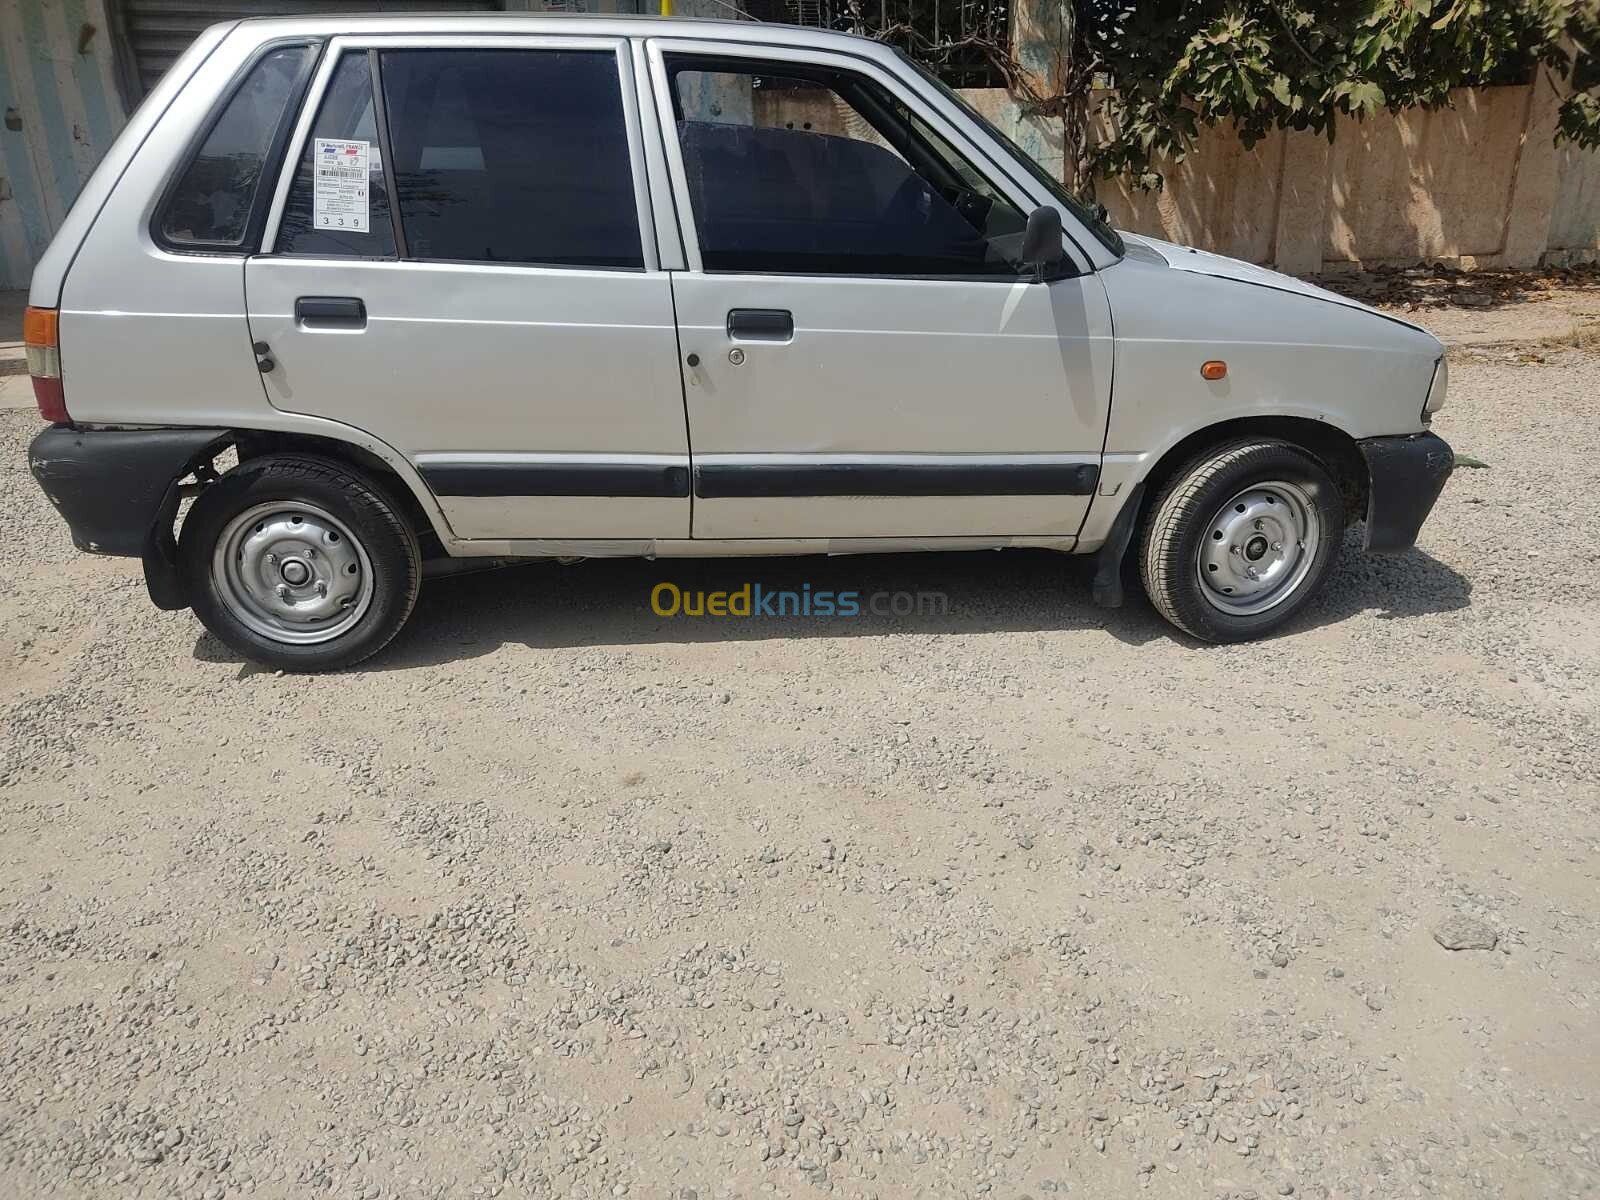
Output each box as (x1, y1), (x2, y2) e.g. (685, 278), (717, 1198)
(420, 461), (690, 499)
(694, 461), (1100, 499)
(1359, 431), (1454, 553)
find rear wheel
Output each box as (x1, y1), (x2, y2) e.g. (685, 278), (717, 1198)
(179, 455), (421, 671)
(1139, 440), (1345, 642)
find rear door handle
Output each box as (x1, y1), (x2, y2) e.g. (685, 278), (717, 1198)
(727, 308), (793, 342)
(295, 296), (366, 329)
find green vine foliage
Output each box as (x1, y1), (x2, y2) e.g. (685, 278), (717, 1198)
(1062, 0), (1600, 190)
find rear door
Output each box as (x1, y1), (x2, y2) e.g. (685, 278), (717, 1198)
(246, 36), (689, 542)
(647, 39), (1113, 541)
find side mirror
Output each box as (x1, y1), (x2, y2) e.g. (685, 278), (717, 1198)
(1020, 205), (1066, 273)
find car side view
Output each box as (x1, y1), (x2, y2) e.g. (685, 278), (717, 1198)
(24, 14), (1454, 671)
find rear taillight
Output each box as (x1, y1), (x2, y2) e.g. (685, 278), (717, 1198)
(24, 306), (68, 423)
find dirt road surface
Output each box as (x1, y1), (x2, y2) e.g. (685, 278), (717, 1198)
(2, 284), (1598, 1199)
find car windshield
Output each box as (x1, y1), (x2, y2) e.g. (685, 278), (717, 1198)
(898, 52), (1124, 260)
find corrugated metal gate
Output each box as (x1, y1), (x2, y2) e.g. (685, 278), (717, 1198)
(114, 0), (503, 98)
(0, 0), (129, 289)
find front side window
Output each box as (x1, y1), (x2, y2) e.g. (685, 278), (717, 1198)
(897, 51), (1124, 259)
(276, 52), (396, 258)
(159, 44), (315, 249)
(667, 59), (1031, 277)
(377, 49), (643, 268)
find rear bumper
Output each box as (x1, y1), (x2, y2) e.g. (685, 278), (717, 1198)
(28, 424), (227, 556)
(1358, 431), (1454, 553)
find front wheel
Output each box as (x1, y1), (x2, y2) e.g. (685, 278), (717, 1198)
(179, 455), (421, 671)
(1138, 440), (1346, 642)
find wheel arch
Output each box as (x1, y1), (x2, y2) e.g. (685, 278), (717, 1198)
(224, 430), (447, 555)
(1085, 414), (1366, 607)
(140, 424), (452, 612)
(1137, 416), (1367, 525)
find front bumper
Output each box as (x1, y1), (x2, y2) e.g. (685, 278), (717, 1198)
(1358, 431), (1454, 553)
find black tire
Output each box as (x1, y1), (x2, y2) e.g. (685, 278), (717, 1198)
(1138, 439), (1345, 643)
(179, 454), (421, 671)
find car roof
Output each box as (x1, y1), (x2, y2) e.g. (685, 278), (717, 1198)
(221, 13), (894, 59)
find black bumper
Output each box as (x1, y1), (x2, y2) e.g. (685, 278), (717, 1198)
(1358, 431), (1454, 553)
(28, 424), (227, 557)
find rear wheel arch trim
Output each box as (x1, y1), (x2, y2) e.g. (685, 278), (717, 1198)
(132, 420), (450, 611)
(205, 420), (458, 545)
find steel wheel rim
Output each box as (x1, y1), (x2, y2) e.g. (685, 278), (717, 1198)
(1196, 480), (1321, 616)
(211, 501), (375, 645)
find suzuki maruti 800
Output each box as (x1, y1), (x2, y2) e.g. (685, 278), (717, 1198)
(25, 15), (1453, 670)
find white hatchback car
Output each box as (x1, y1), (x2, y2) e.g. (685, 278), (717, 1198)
(25, 14), (1453, 671)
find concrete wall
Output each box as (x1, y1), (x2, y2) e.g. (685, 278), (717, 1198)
(1550, 139), (1600, 262)
(0, 0), (127, 289)
(1083, 69), (1600, 272)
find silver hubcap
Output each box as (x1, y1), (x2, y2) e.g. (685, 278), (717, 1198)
(212, 502), (374, 644)
(1197, 480), (1321, 616)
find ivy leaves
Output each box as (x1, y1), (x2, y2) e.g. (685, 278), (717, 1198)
(1053, 0), (1600, 190)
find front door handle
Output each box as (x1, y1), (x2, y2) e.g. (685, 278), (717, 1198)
(295, 296), (366, 329)
(727, 308), (793, 342)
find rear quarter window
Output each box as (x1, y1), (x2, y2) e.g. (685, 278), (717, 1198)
(158, 43), (317, 251)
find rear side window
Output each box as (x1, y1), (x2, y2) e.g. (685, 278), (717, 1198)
(378, 49), (642, 268)
(158, 44), (316, 250)
(276, 52), (396, 258)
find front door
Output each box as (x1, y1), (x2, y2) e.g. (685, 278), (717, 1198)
(649, 42), (1113, 541)
(246, 37), (689, 542)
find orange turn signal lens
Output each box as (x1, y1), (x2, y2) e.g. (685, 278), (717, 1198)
(23, 307), (68, 422)
(1200, 360), (1228, 381)
(23, 306), (58, 349)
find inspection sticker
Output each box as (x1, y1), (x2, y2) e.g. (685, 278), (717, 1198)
(313, 138), (370, 232)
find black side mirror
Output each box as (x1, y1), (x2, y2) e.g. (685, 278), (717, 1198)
(1020, 205), (1066, 273)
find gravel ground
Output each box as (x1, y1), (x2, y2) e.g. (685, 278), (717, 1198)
(2, 294), (1598, 1200)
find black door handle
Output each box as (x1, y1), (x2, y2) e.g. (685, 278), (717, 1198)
(727, 308), (793, 342)
(295, 296), (366, 328)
